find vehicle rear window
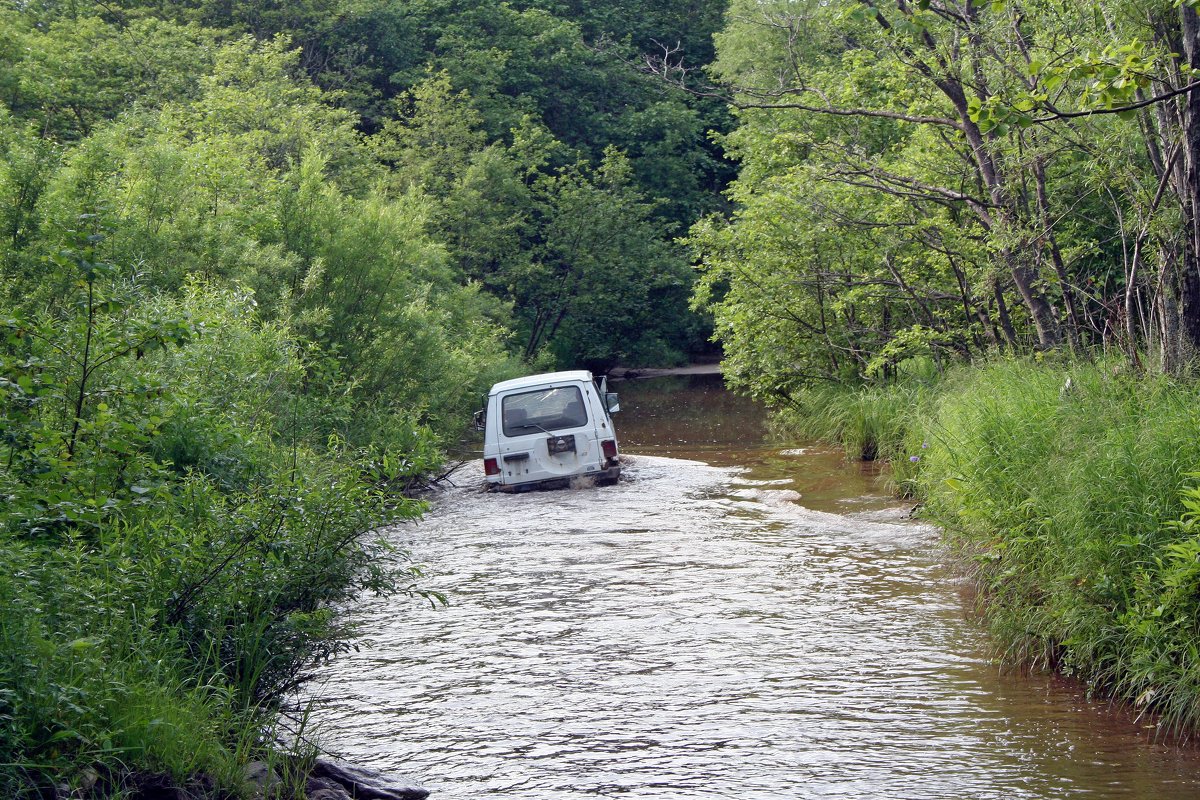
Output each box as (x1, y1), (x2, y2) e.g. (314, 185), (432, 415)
(501, 386), (588, 437)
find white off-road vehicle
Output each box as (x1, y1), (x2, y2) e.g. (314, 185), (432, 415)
(474, 371), (621, 491)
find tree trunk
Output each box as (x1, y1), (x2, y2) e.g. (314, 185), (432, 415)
(1033, 158), (1081, 349)
(1158, 267), (1185, 374)
(992, 277), (1019, 349)
(939, 77), (1061, 349)
(1006, 252), (1060, 348)
(1179, 7), (1200, 354)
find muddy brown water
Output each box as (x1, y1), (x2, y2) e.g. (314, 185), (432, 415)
(311, 373), (1200, 798)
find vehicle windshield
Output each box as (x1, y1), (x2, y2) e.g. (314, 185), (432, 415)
(501, 386), (588, 437)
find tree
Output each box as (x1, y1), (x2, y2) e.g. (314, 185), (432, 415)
(684, 0), (1200, 388)
(518, 148), (692, 368)
(371, 73), (700, 367)
(0, 12), (212, 142)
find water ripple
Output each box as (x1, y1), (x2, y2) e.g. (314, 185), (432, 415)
(310, 455), (1200, 799)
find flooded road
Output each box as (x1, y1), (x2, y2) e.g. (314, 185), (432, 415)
(311, 374), (1200, 798)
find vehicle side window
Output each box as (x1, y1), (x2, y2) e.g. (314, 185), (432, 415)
(502, 386), (588, 436)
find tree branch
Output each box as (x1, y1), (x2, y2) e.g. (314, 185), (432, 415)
(1036, 80), (1200, 122)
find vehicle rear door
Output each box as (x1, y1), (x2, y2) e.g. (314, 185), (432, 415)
(496, 382), (599, 484)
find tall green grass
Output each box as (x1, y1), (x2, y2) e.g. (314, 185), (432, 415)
(772, 381), (931, 470)
(914, 359), (1200, 732)
(777, 357), (1200, 733)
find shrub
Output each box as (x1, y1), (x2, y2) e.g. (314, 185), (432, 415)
(1, 231), (433, 793)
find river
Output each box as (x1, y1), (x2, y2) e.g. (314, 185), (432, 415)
(310, 373), (1200, 799)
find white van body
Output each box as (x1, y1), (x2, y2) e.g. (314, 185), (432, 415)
(478, 370), (620, 491)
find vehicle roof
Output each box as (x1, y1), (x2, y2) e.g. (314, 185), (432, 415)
(488, 370), (595, 395)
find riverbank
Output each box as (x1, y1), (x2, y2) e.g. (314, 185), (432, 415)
(774, 357), (1200, 734)
(609, 362), (723, 380)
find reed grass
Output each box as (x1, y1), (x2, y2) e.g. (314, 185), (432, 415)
(775, 380), (931, 466)
(777, 356), (1200, 733)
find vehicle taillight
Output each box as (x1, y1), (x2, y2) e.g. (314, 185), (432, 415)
(601, 440), (617, 460)
(484, 457), (500, 476)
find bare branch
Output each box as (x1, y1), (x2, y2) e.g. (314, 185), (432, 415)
(628, 37), (963, 129)
(1035, 80), (1200, 122)
(825, 164), (995, 223)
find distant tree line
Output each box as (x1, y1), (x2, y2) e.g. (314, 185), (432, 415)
(2, 0), (733, 374)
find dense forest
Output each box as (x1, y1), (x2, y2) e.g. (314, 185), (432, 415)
(9, 0), (1200, 795)
(693, 0), (1200, 396)
(0, 0), (727, 795)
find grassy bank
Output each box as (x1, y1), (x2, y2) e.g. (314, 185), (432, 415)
(778, 358), (1200, 733)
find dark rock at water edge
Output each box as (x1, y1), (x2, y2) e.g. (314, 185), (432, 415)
(39, 758), (429, 800)
(242, 757), (431, 800)
(307, 789), (354, 800)
(305, 775), (353, 799)
(243, 761), (282, 797)
(47, 768), (218, 799)
(310, 759), (430, 800)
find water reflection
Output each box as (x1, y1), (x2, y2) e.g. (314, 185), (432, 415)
(311, 374), (1200, 799)
(617, 373), (898, 515)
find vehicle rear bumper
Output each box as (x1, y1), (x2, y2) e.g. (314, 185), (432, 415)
(489, 463), (621, 492)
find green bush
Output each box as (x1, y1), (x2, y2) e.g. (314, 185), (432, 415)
(0, 230), (434, 794)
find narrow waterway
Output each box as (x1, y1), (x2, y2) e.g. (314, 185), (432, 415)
(311, 373), (1200, 798)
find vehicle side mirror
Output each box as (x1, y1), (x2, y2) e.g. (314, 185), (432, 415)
(605, 392), (620, 413)
(472, 409), (486, 431)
